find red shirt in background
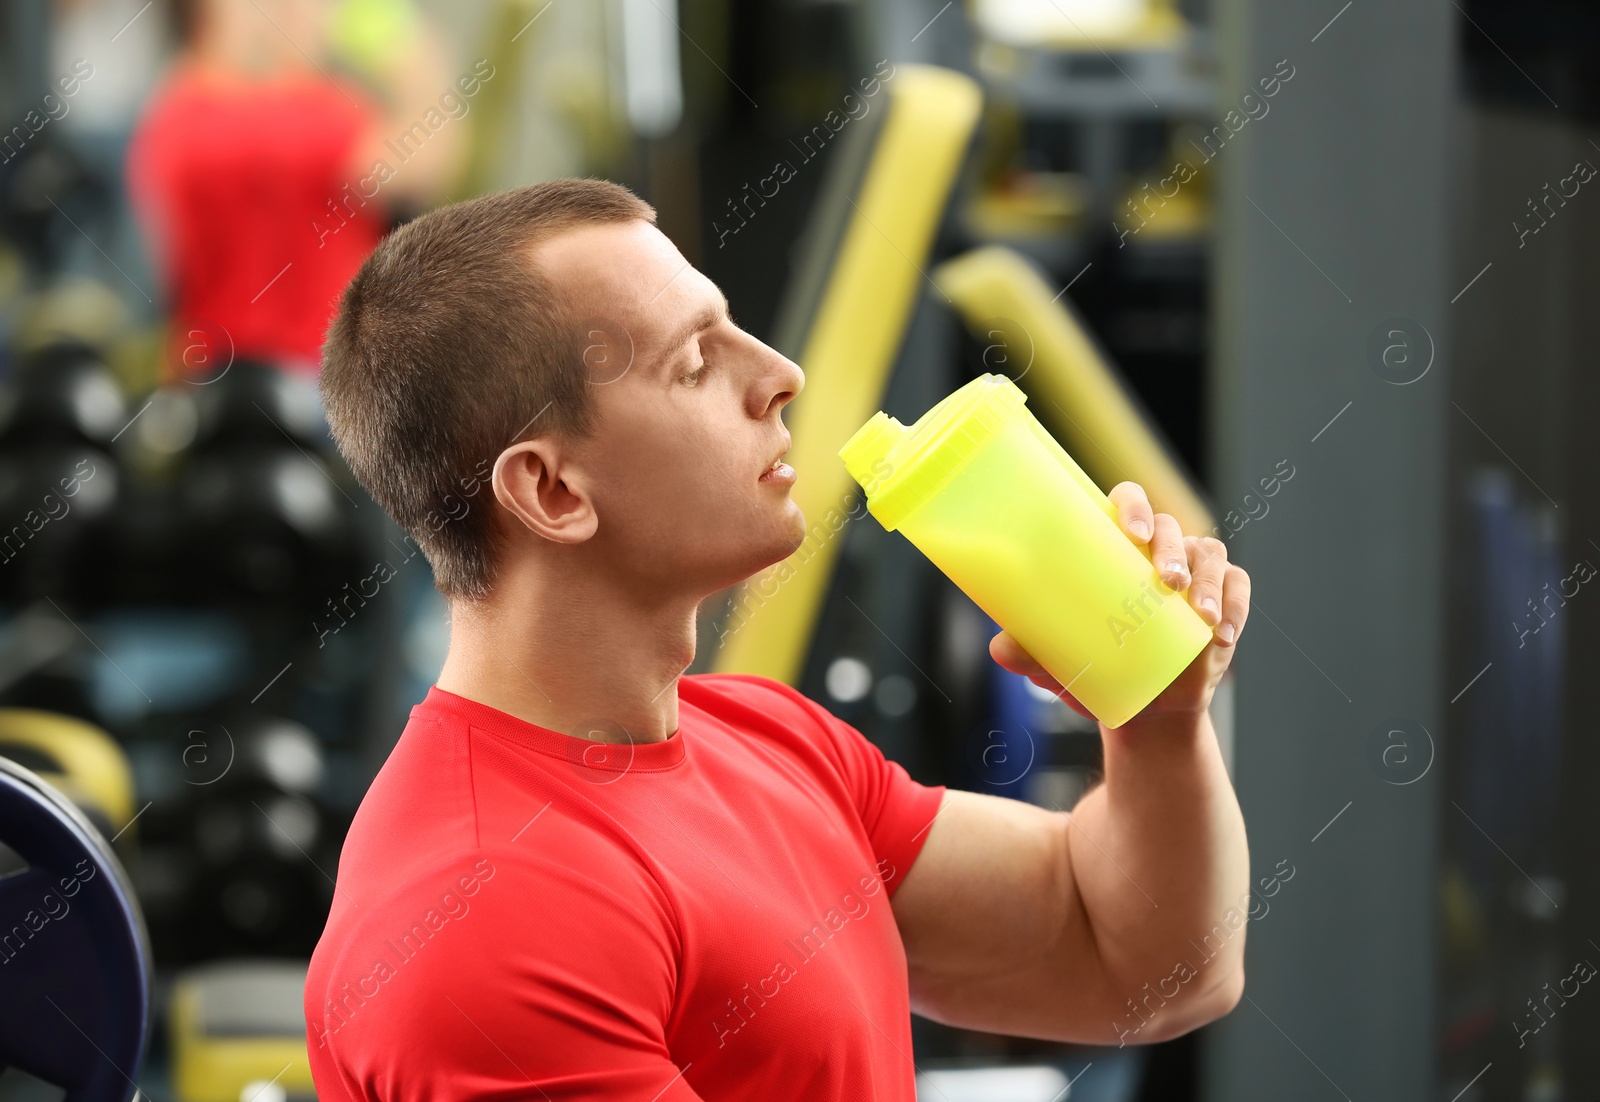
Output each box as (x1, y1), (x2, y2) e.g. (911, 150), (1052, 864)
(304, 674), (947, 1101)
(127, 65), (387, 373)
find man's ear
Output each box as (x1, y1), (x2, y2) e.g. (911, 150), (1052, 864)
(492, 439), (598, 545)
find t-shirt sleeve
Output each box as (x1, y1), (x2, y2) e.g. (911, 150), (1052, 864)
(307, 849), (708, 1102)
(816, 706), (948, 897)
(748, 677), (947, 897)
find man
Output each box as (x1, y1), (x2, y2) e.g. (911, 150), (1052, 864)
(305, 178), (1251, 1100)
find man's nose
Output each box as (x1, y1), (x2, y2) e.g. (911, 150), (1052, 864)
(756, 343), (804, 416)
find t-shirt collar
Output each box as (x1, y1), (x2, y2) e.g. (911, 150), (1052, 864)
(415, 684), (689, 772)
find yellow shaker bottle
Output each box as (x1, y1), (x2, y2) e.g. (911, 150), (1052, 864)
(838, 373), (1213, 729)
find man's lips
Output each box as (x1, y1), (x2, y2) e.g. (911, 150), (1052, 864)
(758, 435), (790, 483)
(759, 459), (796, 485)
(758, 438), (790, 486)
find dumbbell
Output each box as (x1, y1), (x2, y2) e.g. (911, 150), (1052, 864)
(0, 707), (137, 848)
(70, 474), (191, 608)
(0, 341), (128, 450)
(169, 960), (317, 1102)
(179, 446), (361, 608)
(0, 444), (119, 606)
(187, 360), (331, 456)
(134, 713), (336, 960)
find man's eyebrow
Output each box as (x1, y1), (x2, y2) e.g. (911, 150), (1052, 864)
(658, 289), (733, 366)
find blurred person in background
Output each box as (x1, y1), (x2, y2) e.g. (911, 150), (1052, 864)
(126, 0), (470, 378)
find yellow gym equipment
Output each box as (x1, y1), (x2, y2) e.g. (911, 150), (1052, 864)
(0, 708), (137, 842)
(169, 960), (316, 1102)
(932, 245), (1215, 536)
(711, 64), (983, 685)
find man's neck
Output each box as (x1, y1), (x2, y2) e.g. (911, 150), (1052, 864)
(435, 564), (701, 745)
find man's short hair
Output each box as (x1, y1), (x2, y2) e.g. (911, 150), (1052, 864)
(320, 178), (656, 602)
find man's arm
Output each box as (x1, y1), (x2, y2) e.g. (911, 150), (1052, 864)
(888, 483), (1251, 1046)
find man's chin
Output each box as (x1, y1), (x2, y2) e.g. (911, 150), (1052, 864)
(776, 503), (809, 558)
(725, 509), (809, 584)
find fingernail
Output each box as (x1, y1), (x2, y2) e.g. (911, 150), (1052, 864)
(1130, 519), (1150, 540)
(1220, 621), (1236, 644)
(1199, 596), (1218, 617)
(1166, 560), (1186, 577)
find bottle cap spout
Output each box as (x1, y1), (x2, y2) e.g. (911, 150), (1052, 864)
(839, 411), (906, 491)
(838, 375), (1028, 531)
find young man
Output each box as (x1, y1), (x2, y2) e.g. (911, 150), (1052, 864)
(305, 179), (1252, 1100)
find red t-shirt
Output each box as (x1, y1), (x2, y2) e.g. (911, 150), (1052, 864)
(126, 65), (387, 372)
(305, 674), (947, 1101)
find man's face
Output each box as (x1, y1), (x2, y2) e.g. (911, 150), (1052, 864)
(531, 220), (807, 597)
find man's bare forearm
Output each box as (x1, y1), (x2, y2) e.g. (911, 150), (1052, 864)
(986, 484), (1253, 1039)
(1065, 706), (1249, 1037)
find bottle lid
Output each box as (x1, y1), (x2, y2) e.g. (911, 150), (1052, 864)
(837, 374), (1027, 530)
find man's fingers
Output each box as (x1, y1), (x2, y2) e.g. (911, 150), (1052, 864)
(1108, 481), (1155, 543)
(989, 631), (1051, 681)
(1217, 563), (1251, 645)
(1185, 536), (1228, 626)
(1108, 483), (1188, 591)
(990, 633), (1095, 717)
(1151, 512), (1188, 588)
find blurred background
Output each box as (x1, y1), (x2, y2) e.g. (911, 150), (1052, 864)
(0, 0), (1596, 1099)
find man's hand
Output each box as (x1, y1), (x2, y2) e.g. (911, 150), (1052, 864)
(892, 483), (1251, 1045)
(988, 480), (1252, 725)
